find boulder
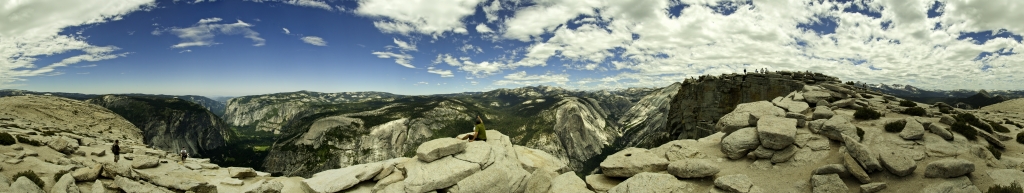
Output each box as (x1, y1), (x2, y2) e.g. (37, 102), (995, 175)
(47, 136), (80, 154)
(986, 169), (1024, 189)
(416, 138), (468, 162)
(899, 118), (925, 140)
(585, 174), (621, 192)
(821, 117), (859, 142)
(843, 134), (881, 172)
(878, 151), (916, 177)
(667, 159), (719, 178)
(812, 106), (834, 120)
(301, 162), (382, 193)
(812, 164), (847, 175)
(939, 115), (957, 125)
(101, 162), (137, 179)
(200, 163), (219, 169)
(453, 141), (493, 169)
(843, 150), (871, 183)
(449, 160), (529, 193)
(113, 176), (174, 193)
(756, 117), (797, 150)
(731, 101), (786, 121)
(246, 180), (284, 193)
(721, 128), (761, 160)
(131, 155), (159, 169)
(785, 112), (807, 128)
(922, 176), (981, 193)
(373, 157), (411, 181)
(404, 156), (480, 193)
(716, 112), (756, 134)
(373, 172), (405, 193)
(52, 173), (81, 193)
(184, 163), (202, 170)
(803, 91), (832, 104)
(810, 174), (848, 193)
(72, 163), (102, 182)
(608, 172), (691, 193)
(229, 167), (258, 178)
(771, 145), (797, 163)
(860, 183), (887, 193)
(714, 174), (754, 193)
(92, 180), (106, 193)
(975, 128), (1006, 149)
(525, 169), (557, 193)
(652, 140), (708, 161)
(807, 119), (826, 134)
(832, 98), (855, 108)
(514, 146), (567, 173)
(928, 123), (954, 140)
(548, 172), (594, 193)
(816, 100), (832, 108)
(11, 176), (45, 193)
(775, 98), (811, 114)
(747, 146), (774, 160)
(599, 147), (668, 178)
(925, 159), (975, 178)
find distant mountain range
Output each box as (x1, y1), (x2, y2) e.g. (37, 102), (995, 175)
(866, 84), (1024, 109)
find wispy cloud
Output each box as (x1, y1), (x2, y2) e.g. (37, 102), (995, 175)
(165, 18), (265, 48)
(246, 0), (334, 11)
(282, 28), (290, 34)
(427, 67), (454, 77)
(301, 36), (327, 46)
(372, 51), (414, 68)
(495, 71), (569, 86)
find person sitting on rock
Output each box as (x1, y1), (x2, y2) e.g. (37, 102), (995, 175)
(180, 147), (189, 163)
(459, 116), (487, 142)
(112, 140), (121, 162)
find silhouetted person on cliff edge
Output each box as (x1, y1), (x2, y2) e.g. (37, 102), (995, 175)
(112, 140), (121, 162)
(459, 116), (488, 142)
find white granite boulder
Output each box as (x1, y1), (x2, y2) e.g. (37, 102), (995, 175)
(756, 117), (797, 150)
(721, 127), (761, 160)
(228, 167), (258, 178)
(843, 134), (881, 172)
(11, 176), (45, 193)
(924, 159), (975, 178)
(416, 138), (468, 162)
(404, 156), (481, 193)
(878, 151), (916, 177)
(599, 147), (668, 178)
(131, 155), (159, 169)
(716, 112), (756, 134)
(821, 116), (859, 142)
(667, 159), (720, 178)
(811, 174), (848, 193)
(608, 172), (691, 193)
(812, 106), (835, 120)
(899, 118), (925, 140)
(301, 162), (383, 193)
(548, 172), (594, 193)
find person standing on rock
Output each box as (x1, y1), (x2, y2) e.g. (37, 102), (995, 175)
(112, 140), (121, 162)
(459, 115), (488, 142)
(180, 147), (189, 163)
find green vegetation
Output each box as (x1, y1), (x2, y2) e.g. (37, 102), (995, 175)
(902, 107), (927, 116)
(899, 100), (918, 107)
(939, 108), (952, 114)
(13, 170), (44, 188)
(54, 169), (70, 181)
(950, 122), (977, 140)
(955, 113), (993, 133)
(987, 145), (1001, 160)
(986, 182), (1022, 193)
(854, 108), (881, 120)
(206, 125), (276, 170)
(845, 81), (855, 85)
(988, 121), (1011, 133)
(16, 135), (42, 146)
(884, 121), (906, 133)
(0, 132), (15, 145)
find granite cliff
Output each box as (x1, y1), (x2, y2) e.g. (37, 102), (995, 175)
(86, 95), (233, 157)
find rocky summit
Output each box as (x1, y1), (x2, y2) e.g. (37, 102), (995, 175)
(1, 71), (1024, 193)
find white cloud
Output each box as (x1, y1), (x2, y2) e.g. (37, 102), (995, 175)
(433, 54), (505, 77)
(179, 50), (192, 53)
(77, 64), (98, 68)
(301, 36), (327, 46)
(198, 17), (223, 24)
(458, 44), (483, 53)
(355, 0), (486, 36)
(247, 0), (334, 11)
(495, 71), (570, 85)
(373, 51), (415, 68)
(282, 28), (291, 34)
(167, 18), (265, 48)
(475, 23), (493, 33)
(392, 38), (417, 51)
(0, 0), (153, 87)
(427, 67), (454, 77)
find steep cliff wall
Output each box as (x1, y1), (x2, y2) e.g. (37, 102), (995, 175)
(87, 95), (233, 156)
(617, 72), (839, 148)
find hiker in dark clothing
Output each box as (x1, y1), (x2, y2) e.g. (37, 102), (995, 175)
(180, 147), (189, 163)
(112, 140), (121, 162)
(458, 116), (488, 142)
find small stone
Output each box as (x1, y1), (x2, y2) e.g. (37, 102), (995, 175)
(714, 174), (753, 193)
(667, 159), (720, 178)
(860, 183), (887, 193)
(771, 145), (797, 163)
(843, 151), (871, 183)
(221, 178), (244, 186)
(812, 164), (847, 175)
(878, 151), (916, 177)
(747, 146), (774, 160)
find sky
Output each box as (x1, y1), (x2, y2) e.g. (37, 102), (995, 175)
(1, 0), (1023, 97)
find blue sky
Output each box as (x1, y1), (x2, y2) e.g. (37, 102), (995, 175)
(2, 0), (1023, 97)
